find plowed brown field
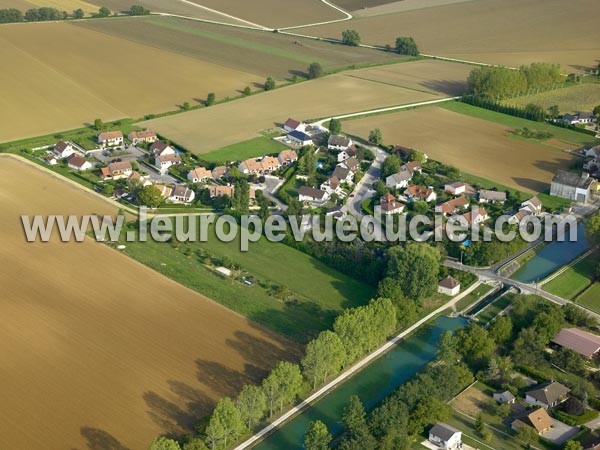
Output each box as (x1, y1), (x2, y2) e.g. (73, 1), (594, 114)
(0, 155), (295, 450)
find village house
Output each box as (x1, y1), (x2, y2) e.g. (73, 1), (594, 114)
(494, 390), (516, 404)
(562, 112), (597, 126)
(438, 276), (460, 296)
(332, 166), (354, 185)
(337, 146), (357, 163)
(126, 171), (151, 187)
(66, 154), (92, 171)
(585, 145), (600, 159)
(403, 161), (422, 175)
(391, 145), (428, 161)
(238, 156), (280, 175)
(53, 141), (74, 159)
(298, 186), (329, 204)
(460, 207), (489, 226)
(339, 157), (360, 173)
(98, 131), (124, 148)
(168, 185), (195, 204)
(379, 193), (405, 215)
(509, 197), (543, 226)
(326, 205), (344, 219)
(212, 166), (229, 180)
(584, 157), (600, 174)
(155, 153), (182, 175)
(153, 184), (172, 199)
(150, 141), (176, 157)
(386, 171), (413, 190)
(187, 167), (212, 183)
(283, 118), (306, 133)
(525, 381), (570, 409)
(428, 423), (462, 450)
(100, 161), (133, 180)
(479, 189), (507, 204)
(321, 176), (343, 196)
(445, 182), (467, 196)
(278, 149), (298, 167)
(438, 196), (470, 216)
(128, 130), (157, 145)
(550, 170), (594, 203)
(208, 185), (235, 198)
(44, 154), (58, 166)
(405, 185), (437, 203)
(328, 135), (353, 152)
(288, 130), (313, 146)
(552, 328), (600, 359)
(511, 408), (553, 435)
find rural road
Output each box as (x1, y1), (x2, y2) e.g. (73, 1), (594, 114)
(232, 280), (483, 450)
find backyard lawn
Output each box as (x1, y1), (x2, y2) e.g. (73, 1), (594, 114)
(118, 222), (375, 342)
(544, 251), (600, 300)
(201, 136), (288, 164)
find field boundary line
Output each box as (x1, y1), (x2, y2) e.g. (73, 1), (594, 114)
(277, 0), (352, 31)
(232, 281), (482, 450)
(311, 96), (459, 126)
(170, 0), (270, 30)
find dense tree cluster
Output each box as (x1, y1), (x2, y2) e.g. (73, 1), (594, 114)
(395, 37), (419, 56)
(0, 8), (23, 22)
(341, 29), (361, 46)
(461, 95), (547, 121)
(467, 63), (564, 99)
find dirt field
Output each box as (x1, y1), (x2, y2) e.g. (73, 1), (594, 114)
(340, 0), (474, 15)
(0, 21), (261, 144)
(75, 15), (403, 79)
(142, 59), (470, 152)
(298, 0), (600, 72)
(450, 384), (493, 417)
(85, 0), (251, 24)
(0, 155), (295, 450)
(343, 106), (578, 193)
(181, 0), (345, 28)
(504, 83), (600, 114)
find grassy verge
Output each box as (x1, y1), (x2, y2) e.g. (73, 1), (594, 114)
(116, 222), (375, 342)
(576, 283), (600, 315)
(454, 284), (494, 312)
(544, 250), (600, 299)
(474, 292), (513, 324)
(200, 136), (288, 164)
(440, 101), (599, 148)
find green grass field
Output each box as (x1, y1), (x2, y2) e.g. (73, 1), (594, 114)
(118, 222), (375, 342)
(475, 293), (512, 324)
(576, 283), (600, 315)
(544, 251), (600, 299)
(441, 101), (599, 148)
(201, 136), (288, 164)
(454, 284), (494, 312)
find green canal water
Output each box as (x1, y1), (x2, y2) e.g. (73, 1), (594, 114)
(254, 316), (467, 449)
(512, 222), (589, 284)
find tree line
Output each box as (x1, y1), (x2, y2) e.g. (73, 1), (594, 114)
(0, 4), (149, 23)
(340, 29), (419, 56)
(148, 298), (399, 450)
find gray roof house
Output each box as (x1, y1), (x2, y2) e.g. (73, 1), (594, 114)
(494, 390), (516, 404)
(525, 381), (570, 409)
(479, 189), (507, 204)
(550, 170), (594, 203)
(429, 423), (462, 450)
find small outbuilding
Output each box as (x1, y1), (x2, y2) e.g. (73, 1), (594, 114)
(493, 390), (516, 404)
(438, 276), (461, 296)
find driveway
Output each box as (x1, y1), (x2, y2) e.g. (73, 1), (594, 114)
(93, 145), (146, 164)
(542, 420), (579, 445)
(140, 162), (179, 184)
(585, 414), (600, 430)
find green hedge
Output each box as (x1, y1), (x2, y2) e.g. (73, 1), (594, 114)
(553, 408), (599, 426)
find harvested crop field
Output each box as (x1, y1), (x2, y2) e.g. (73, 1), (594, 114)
(180, 0), (346, 28)
(299, 0), (600, 72)
(343, 106), (578, 192)
(86, 0), (251, 25)
(142, 59), (470, 152)
(339, 0), (473, 16)
(503, 83), (600, 115)
(75, 15), (403, 79)
(0, 155), (295, 450)
(0, 21), (261, 144)
(0, 0), (96, 12)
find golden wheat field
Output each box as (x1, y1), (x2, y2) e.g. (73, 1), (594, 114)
(0, 0), (97, 12)
(343, 106), (578, 193)
(299, 0), (600, 72)
(0, 21), (262, 144)
(142, 59), (471, 152)
(0, 155), (295, 450)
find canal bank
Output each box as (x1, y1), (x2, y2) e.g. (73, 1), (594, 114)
(252, 316), (467, 449)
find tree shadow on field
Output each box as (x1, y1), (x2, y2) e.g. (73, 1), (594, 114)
(420, 79), (468, 96)
(511, 177), (547, 194)
(143, 390), (199, 436)
(167, 380), (214, 420)
(288, 69), (308, 80)
(195, 359), (251, 397)
(80, 427), (130, 450)
(226, 331), (296, 369)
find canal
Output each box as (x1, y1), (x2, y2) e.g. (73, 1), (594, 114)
(512, 222), (589, 284)
(254, 316), (467, 449)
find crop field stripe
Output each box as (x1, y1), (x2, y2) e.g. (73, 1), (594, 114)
(1, 35), (128, 118)
(145, 16), (331, 65)
(344, 73), (440, 95)
(174, 0), (268, 29)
